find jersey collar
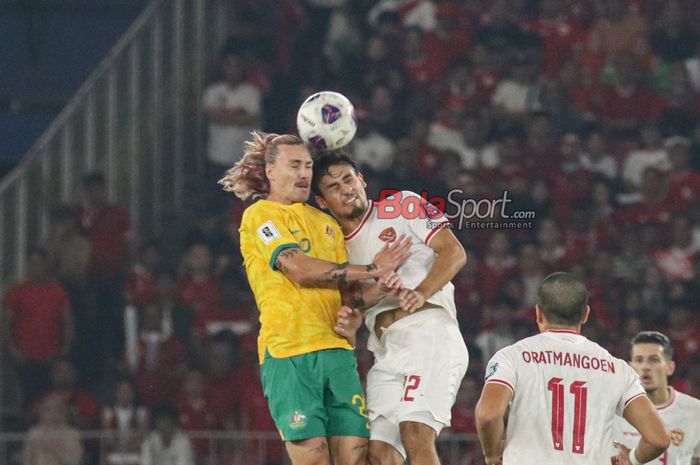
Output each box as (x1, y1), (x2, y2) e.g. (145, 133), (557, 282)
(345, 200), (374, 240)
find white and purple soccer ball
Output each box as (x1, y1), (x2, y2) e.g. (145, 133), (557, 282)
(296, 91), (357, 151)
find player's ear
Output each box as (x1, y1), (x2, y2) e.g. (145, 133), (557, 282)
(535, 304), (544, 324)
(315, 194), (328, 210)
(358, 171), (367, 188)
(666, 359), (676, 377)
(265, 164), (274, 180)
(580, 305), (590, 325)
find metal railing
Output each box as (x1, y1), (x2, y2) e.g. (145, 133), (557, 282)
(0, 429), (484, 465)
(0, 0), (231, 292)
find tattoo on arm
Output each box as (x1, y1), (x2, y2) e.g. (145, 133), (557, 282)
(274, 247), (301, 273)
(366, 263), (377, 272)
(324, 262), (349, 286)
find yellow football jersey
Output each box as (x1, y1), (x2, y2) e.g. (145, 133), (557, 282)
(239, 199), (352, 363)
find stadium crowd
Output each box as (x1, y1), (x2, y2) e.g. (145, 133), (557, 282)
(3, 0), (700, 464)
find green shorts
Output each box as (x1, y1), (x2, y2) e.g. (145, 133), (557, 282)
(261, 348), (371, 441)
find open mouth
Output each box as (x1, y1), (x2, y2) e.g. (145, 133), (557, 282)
(344, 195), (359, 204)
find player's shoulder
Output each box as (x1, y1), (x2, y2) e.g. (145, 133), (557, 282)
(492, 335), (538, 360)
(674, 389), (700, 410)
(241, 200), (284, 226)
(301, 203), (336, 223)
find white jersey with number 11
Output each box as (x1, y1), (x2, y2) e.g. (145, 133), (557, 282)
(484, 330), (646, 465)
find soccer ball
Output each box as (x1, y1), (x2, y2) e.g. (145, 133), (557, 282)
(296, 91), (357, 151)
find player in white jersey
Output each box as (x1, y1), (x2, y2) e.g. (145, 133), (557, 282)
(312, 153), (469, 465)
(475, 272), (670, 465)
(613, 331), (700, 465)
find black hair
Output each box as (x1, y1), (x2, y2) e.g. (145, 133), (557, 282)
(311, 151), (358, 196)
(537, 272), (588, 326)
(631, 331), (674, 360)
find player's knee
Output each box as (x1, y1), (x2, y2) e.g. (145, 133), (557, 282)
(368, 441), (403, 465)
(399, 421), (437, 455)
(288, 437), (331, 465)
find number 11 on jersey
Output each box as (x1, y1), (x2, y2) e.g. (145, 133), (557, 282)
(547, 377), (588, 454)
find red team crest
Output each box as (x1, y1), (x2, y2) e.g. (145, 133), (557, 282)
(670, 428), (685, 446)
(379, 227), (397, 242)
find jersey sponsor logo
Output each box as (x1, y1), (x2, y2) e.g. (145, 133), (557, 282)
(378, 227), (397, 242)
(485, 362), (498, 380)
(290, 411), (308, 429)
(257, 221), (281, 244)
(290, 229), (302, 234)
(670, 428), (685, 446)
(325, 224), (335, 239)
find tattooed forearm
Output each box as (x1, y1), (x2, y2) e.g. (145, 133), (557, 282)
(366, 263), (377, 272)
(324, 262), (349, 286)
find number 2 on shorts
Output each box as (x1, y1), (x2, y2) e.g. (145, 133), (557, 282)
(402, 375), (421, 401)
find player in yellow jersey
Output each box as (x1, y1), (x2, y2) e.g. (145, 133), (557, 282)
(218, 131), (409, 465)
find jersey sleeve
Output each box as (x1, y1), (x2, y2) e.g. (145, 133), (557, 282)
(616, 363), (646, 416)
(398, 190), (450, 245)
(240, 205), (301, 271)
(484, 347), (517, 394)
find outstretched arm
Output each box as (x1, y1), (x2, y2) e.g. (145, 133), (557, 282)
(341, 272), (403, 310)
(275, 235), (411, 286)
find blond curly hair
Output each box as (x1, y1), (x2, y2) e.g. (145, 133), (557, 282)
(218, 130), (304, 201)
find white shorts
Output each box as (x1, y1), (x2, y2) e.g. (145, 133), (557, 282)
(366, 308), (469, 457)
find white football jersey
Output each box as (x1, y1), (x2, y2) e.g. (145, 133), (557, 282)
(614, 388), (700, 465)
(344, 191), (457, 353)
(484, 330), (646, 465)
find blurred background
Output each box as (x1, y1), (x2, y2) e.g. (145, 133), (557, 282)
(1, 0), (699, 464)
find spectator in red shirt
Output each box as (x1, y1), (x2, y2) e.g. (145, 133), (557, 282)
(177, 370), (218, 461)
(654, 215), (699, 282)
(177, 242), (221, 313)
(617, 167), (673, 226)
(664, 136), (700, 211)
(595, 53), (665, 134)
(79, 172), (133, 377)
(401, 26), (448, 93)
(124, 241), (161, 309)
(425, 2), (473, 72)
(479, 232), (517, 305)
(562, 204), (607, 262)
(3, 247), (73, 406)
(191, 269), (256, 363)
(239, 366), (285, 465)
(536, 218), (566, 272)
(203, 332), (242, 430)
(666, 305), (700, 365)
(529, 0), (586, 77)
